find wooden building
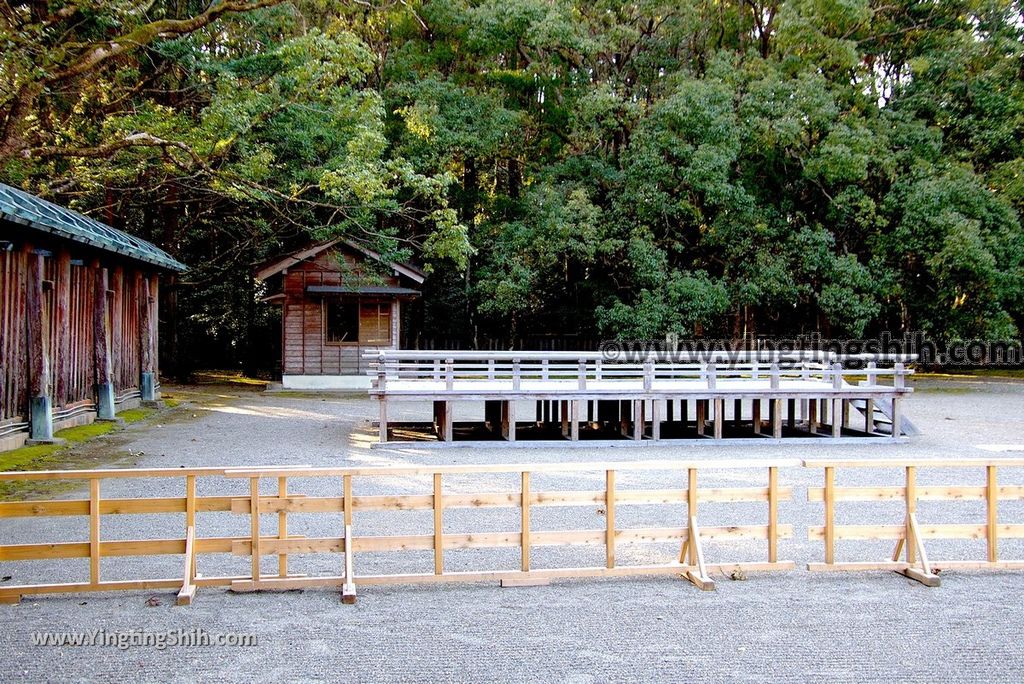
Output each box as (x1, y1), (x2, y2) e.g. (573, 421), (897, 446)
(0, 183), (186, 451)
(257, 239), (424, 389)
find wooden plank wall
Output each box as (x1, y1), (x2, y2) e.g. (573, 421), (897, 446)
(282, 248), (401, 376)
(113, 272), (142, 395)
(2, 241), (156, 429)
(0, 248), (28, 422)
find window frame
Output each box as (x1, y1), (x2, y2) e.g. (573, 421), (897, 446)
(322, 299), (361, 346)
(321, 298), (393, 346)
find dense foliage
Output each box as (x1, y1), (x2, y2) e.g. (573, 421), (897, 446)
(3, 1), (1024, 371)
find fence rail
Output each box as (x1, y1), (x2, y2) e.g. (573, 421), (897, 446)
(0, 459), (796, 604)
(3, 457), (1023, 604)
(805, 458), (1024, 586)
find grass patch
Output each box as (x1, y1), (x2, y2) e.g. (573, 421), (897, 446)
(193, 370), (269, 388)
(119, 407), (156, 423)
(916, 369), (1024, 381)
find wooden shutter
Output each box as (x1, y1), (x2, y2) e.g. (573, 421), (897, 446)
(359, 303), (391, 345)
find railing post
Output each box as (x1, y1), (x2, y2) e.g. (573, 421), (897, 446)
(512, 358), (521, 391)
(987, 465), (999, 563)
(895, 362), (906, 390)
(867, 360), (877, 386)
(643, 358), (653, 391)
(706, 362), (716, 390)
(445, 357), (454, 391)
(377, 353), (386, 391)
(578, 360), (587, 390)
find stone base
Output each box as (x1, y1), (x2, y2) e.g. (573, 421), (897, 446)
(29, 395), (54, 441)
(281, 374), (372, 390)
(141, 400), (165, 409)
(96, 382), (116, 420)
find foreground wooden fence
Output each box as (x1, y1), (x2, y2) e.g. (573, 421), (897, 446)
(2, 457), (1023, 604)
(0, 460), (795, 604)
(806, 458), (1024, 586)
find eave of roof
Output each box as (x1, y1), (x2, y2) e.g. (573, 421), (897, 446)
(255, 238), (425, 284)
(0, 183), (187, 272)
(306, 285), (421, 296)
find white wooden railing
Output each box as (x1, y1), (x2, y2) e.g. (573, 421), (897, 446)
(364, 350), (916, 394)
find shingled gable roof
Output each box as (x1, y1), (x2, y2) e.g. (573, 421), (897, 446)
(0, 183), (186, 272)
(254, 238), (426, 283)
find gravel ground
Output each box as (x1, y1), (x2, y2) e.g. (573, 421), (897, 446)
(2, 377), (1023, 683)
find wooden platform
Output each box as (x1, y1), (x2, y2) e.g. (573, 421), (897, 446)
(367, 351), (915, 445)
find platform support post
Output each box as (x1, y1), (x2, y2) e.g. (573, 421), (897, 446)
(696, 400), (706, 436)
(378, 398), (388, 443)
(864, 399), (874, 434)
(632, 400), (643, 440)
(651, 400), (660, 441)
(892, 397), (902, 439)
(502, 400), (516, 442)
(752, 400), (761, 435)
(713, 399), (723, 439)
(772, 399), (783, 439)
(570, 400), (580, 441)
(443, 400), (453, 442)
(832, 398), (842, 438)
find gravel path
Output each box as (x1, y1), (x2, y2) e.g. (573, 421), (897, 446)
(1, 378), (1023, 683)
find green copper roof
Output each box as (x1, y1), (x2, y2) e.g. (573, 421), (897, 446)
(0, 183), (186, 272)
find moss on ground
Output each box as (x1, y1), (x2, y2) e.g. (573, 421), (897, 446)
(119, 407), (156, 423)
(0, 408), (162, 498)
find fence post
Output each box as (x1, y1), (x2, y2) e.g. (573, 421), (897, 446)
(606, 470), (616, 569)
(987, 465), (999, 563)
(89, 478), (101, 586)
(250, 476), (261, 583)
(824, 467), (835, 565)
(521, 472), (531, 572)
(905, 466), (916, 565)
(768, 467), (778, 563)
(434, 473), (444, 575)
(277, 476), (288, 578)
(186, 474), (198, 579)
(342, 474), (356, 603)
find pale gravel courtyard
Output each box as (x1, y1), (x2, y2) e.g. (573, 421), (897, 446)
(1, 377), (1023, 683)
